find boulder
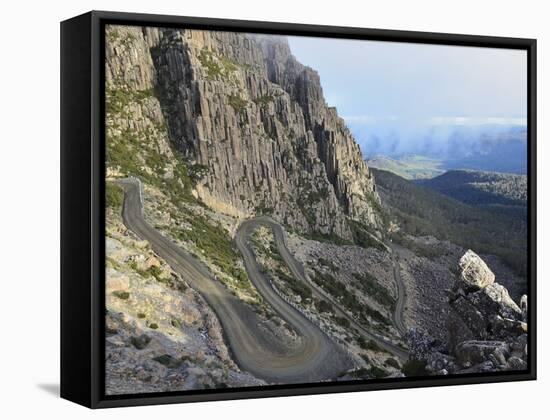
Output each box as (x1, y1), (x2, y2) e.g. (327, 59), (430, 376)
(130, 334), (152, 350)
(520, 295), (528, 322)
(449, 296), (488, 338)
(507, 356), (527, 371)
(458, 250), (495, 290)
(455, 340), (507, 366)
(106, 272), (130, 292)
(492, 347), (508, 366)
(483, 283), (522, 319)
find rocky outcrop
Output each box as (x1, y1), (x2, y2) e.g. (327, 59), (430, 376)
(458, 249), (495, 290)
(405, 250), (528, 375)
(105, 25), (383, 240)
(450, 251), (523, 341)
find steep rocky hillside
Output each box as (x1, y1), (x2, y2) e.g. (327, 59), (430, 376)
(106, 25), (383, 241)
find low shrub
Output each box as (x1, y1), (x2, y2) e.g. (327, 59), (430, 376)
(112, 290), (130, 300)
(402, 359), (428, 377)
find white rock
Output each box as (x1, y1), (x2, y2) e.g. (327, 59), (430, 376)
(459, 250), (495, 289)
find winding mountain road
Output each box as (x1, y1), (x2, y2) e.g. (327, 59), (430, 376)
(390, 247), (408, 336)
(118, 178), (351, 383)
(237, 216), (408, 361)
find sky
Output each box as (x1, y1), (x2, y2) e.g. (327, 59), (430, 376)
(287, 36), (527, 159)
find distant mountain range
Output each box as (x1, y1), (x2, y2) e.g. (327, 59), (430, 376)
(416, 170), (527, 221)
(367, 153), (529, 221)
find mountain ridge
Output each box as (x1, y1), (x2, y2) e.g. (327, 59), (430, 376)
(416, 169), (527, 206)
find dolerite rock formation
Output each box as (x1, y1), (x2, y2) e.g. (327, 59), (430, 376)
(406, 250), (528, 375)
(458, 250), (495, 290)
(105, 25), (382, 239)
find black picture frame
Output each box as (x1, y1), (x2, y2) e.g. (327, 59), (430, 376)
(61, 10), (537, 409)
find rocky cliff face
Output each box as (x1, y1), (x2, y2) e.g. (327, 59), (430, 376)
(105, 25), (382, 239)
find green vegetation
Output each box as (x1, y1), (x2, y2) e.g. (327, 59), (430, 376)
(227, 94), (248, 114)
(385, 358), (400, 369)
(104, 81), (255, 305)
(172, 212), (256, 296)
(357, 336), (384, 352)
(401, 359), (428, 377)
(349, 220), (385, 250)
(312, 269), (390, 328)
(112, 290), (130, 300)
(152, 354), (182, 368)
(106, 124), (196, 207)
(128, 259), (188, 293)
(188, 164), (209, 183)
(106, 84), (153, 115)
(253, 95), (274, 108)
(334, 316), (351, 328)
(198, 48), (239, 81)
(106, 28), (137, 48)
(148, 322), (159, 330)
(274, 268), (312, 302)
(252, 228), (312, 303)
(170, 318), (182, 329)
(372, 168), (527, 276)
(148, 265), (162, 280)
(368, 365), (388, 379)
(317, 299), (334, 313)
(106, 182), (124, 210)
(137, 313), (146, 319)
(352, 272), (395, 309)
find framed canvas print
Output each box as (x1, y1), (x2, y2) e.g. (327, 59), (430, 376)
(60, 11), (536, 408)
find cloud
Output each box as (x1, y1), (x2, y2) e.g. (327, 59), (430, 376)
(429, 116), (527, 126)
(344, 117), (526, 160)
